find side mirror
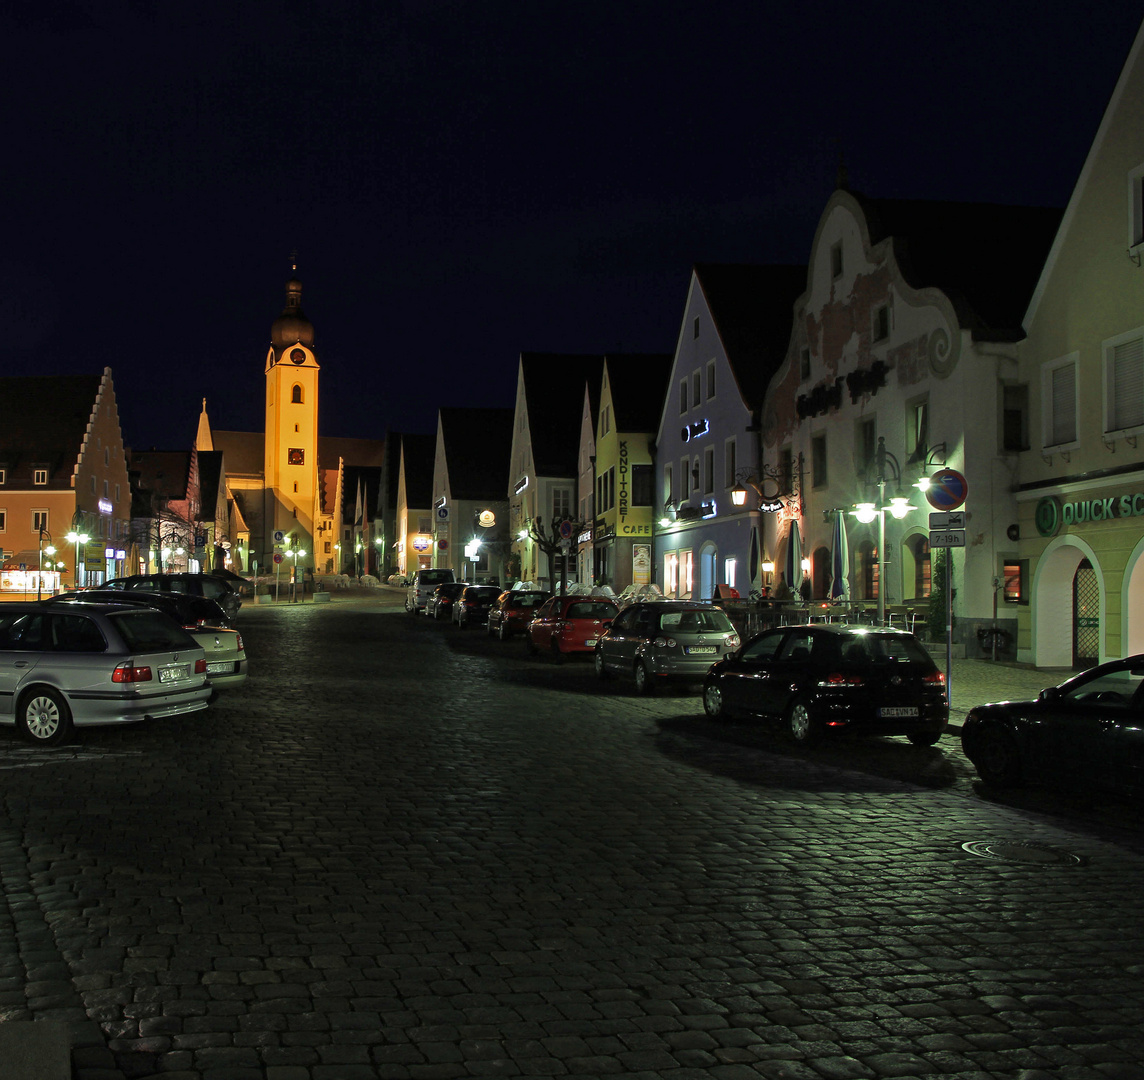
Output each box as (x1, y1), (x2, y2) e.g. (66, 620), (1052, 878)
(1038, 686), (1060, 702)
(601, 620), (612, 630)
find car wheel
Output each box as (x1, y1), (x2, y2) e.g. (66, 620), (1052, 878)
(908, 730), (943, 746)
(788, 699), (819, 744)
(18, 689), (73, 747)
(550, 638), (565, 664)
(498, 623), (510, 642)
(486, 619), (495, 637)
(702, 678), (728, 720)
(972, 726), (1023, 786)
(526, 635), (539, 656)
(594, 648), (611, 680)
(634, 661), (655, 695)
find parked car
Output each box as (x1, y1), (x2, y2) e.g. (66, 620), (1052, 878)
(0, 600), (211, 746)
(528, 596), (619, 659)
(102, 573), (241, 621)
(486, 590), (551, 641)
(206, 567), (254, 598)
(406, 568), (456, 613)
(702, 623), (947, 745)
(427, 581), (467, 620)
(961, 655), (1144, 793)
(594, 601), (740, 694)
(453, 585), (503, 629)
(54, 591), (246, 690)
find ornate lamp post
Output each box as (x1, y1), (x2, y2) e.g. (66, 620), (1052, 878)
(852, 437), (914, 626)
(37, 527), (55, 600)
(65, 530), (90, 589)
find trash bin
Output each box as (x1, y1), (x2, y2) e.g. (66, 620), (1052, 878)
(976, 627), (1012, 656)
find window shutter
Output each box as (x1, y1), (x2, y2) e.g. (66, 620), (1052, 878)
(1111, 336), (1144, 431)
(1051, 363), (1076, 446)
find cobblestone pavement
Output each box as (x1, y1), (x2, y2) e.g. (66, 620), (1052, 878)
(1, 590), (1143, 1080)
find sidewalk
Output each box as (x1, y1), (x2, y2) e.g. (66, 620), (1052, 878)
(944, 656), (1074, 726)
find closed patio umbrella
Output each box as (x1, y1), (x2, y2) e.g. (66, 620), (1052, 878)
(830, 510), (850, 601)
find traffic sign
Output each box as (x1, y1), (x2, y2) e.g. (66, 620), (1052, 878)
(558, 519), (574, 540)
(436, 506), (450, 522)
(928, 511), (966, 529)
(273, 552), (284, 564)
(925, 469), (968, 511)
(273, 530), (285, 544)
(929, 530), (966, 548)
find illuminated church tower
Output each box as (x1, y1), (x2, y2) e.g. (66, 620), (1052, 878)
(264, 269), (320, 557)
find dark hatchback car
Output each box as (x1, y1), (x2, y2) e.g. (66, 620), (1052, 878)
(103, 573), (241, 621)
(961, 655), (1144, 794)
(452, 585), (503, 628)
(427, 581), (467, 620)
(485, 590), (551, 641)
(702, 623), (948, 745)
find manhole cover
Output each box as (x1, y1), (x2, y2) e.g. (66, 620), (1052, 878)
(961, 840), (1086, 866)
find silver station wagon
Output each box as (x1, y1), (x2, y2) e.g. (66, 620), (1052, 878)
(0, 600), (211, 746)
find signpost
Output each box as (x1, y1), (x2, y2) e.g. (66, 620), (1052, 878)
(925, 489), (969, 705)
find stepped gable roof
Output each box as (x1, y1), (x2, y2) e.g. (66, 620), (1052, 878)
(0, 373), (102, 485)
(522, 353), (605, 477)
(693, 264), (806, 409)
(854, 195), (1064, 341)
(400, 432), (437, 508)
(319, 435), (386, 469)
(341, 464), (382, 523)
(211, 430), (265, 477)
(319, 467), (338, 516)
(605, 354), (673, 434)
(439, 407), (514, 501)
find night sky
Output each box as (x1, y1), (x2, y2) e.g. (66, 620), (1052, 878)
(6, 2), (1142, 451)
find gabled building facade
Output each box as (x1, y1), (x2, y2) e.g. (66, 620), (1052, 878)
(0, 369), (131, 595)
(761, 192), (1059, 646)
(1015, 21), (1144, 666)
(655, 264), (805, 600)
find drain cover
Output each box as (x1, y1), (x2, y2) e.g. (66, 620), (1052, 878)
(961, 840), (1086, 866)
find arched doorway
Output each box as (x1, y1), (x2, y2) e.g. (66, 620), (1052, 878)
(1124, 538), (1144, 655)
(1033, 539), (1102, 667)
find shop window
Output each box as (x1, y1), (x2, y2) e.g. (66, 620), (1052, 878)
(1003, 561), (1028, 604)
(664, 553), (678, 597)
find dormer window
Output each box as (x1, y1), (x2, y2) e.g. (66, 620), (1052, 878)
(33, 469), (47, 486)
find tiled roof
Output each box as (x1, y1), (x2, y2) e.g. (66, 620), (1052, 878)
(521, 353), (605, 477)
(604, 354), (673, 434)
(211, 430), (265, 477)
(854, 195), (1064, 341)
(0, 373), (102, 486)
(319, 435), (386, 470)
(439, 407), (514, 501)
(693, 264), (807, 409)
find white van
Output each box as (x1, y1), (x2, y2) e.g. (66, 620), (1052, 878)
(406, 568), (456, 613)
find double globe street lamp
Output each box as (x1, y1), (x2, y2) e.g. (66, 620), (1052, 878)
(851, 437), (914, 627)
(65, 529), (90, 590)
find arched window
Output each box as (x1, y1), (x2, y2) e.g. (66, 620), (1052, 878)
(856, 539), (879, 600)
(292, 385), (303, 404)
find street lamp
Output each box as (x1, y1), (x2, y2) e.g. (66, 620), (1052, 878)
(851, 437), (914, 626)
(37, 527), (55, 601)
(289, 546), (306, 601)
(65, 530), (90, 589)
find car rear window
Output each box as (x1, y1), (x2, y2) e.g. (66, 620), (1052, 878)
(110, 611), (198, 652)
(567, 602), (616, 619)
(419, 571), (454, 586)
(659, 609), (734, 633)
(512, 594), (547, 608)
(844, 633), (933, 665)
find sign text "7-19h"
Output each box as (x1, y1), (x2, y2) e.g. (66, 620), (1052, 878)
(929, 510), (966, 548)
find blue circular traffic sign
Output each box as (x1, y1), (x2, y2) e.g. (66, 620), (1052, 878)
(925, 468), (968, 511)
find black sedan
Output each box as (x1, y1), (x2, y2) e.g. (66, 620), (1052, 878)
(961, 656), (1144, 794)
(702, 623), (948, 745)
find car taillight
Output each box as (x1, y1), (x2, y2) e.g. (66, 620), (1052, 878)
(924, 670), (945, 685)
(725, 633), (740, 649)
(112, 663), (152, 683)
(194, 658), (207, 674)
(653, 636), (678, 648)
(235, 633), (244, 652)
(819, 672), (864, 687)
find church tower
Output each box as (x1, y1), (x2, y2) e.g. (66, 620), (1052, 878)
(264, 269), (320, 560)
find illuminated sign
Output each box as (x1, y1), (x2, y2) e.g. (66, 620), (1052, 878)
(620, 524), (652, 535)
(513, 476), (529, 495)
(412, 536), (431, 552)
(1036, 491), (1144, 537)
(98, 498), (113, 514)
(680, 419), (710, 442)
(478, 510), (496, 528)
(760, 499), (783, 513)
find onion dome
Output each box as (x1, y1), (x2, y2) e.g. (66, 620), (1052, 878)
(270, 277), (314, 349)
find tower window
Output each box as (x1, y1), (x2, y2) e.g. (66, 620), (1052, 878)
(288, 448), (305, 465)
(292, 385), (303, 404)
(293, 483), (298, 493)
(295, 424), (299, 433)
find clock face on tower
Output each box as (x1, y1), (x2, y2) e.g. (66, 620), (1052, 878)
(290, 348), (306, 365)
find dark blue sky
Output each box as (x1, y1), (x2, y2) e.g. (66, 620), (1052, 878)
(5, 1), (1142, 449)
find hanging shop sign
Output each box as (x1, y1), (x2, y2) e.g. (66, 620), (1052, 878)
(680, 419), (710, 442)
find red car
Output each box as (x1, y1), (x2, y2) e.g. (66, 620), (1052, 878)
(528, 596), (619, 659)
(486, 590), (551, 641)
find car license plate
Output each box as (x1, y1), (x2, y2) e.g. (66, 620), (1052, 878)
(159, 664), (189, 683)
(687, 646), (716, 655)
(585, 638), (596, 647)
(206, 661), (234, 674)
(879, 706), (918, 718)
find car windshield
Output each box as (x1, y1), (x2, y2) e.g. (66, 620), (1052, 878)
(659, 609), (733, 633)
(566, 602), (616, 619)
(110, 611), (198, 652)
(843, 632), (932, 665)
(1060, 666), (1144, 704)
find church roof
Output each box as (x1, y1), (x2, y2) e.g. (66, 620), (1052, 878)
(211, 430), (265, 478)
(439, 407), (514, 501)
(0, 373), (103, 487)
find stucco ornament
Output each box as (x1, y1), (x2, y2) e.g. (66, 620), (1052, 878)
(926, 325), (959, 378)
